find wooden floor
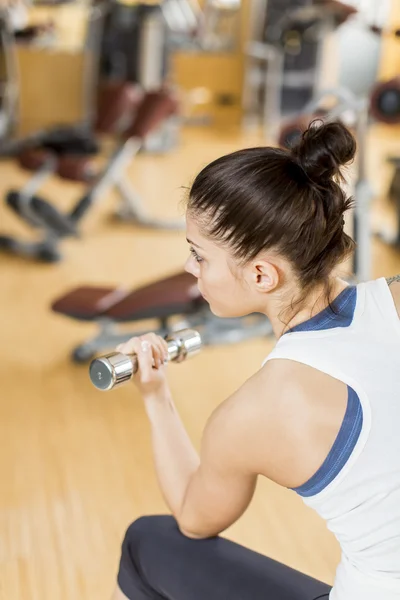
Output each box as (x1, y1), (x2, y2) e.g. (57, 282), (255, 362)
(1, 123), (400, 600)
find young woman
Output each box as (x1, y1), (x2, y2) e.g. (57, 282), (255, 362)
(111, 121), (400, 600)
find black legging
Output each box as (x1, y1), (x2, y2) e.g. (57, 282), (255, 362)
(117, 515), (332, 600)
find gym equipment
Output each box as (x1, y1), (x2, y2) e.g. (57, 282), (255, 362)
(195, 0), (241, 52)
(357, 76), (400, 248)
(378, 156), (400, 247)
(100, 0), (241, 85)
(368, 77), (400, 246)
(0, 7), (18, 141)
(0, 86), (182, 263)
(369, 77), (400, 245)
(163, 0), (241, 51)
(277, 86), (372, 283)
(162, 0), (201, 44)
(0, 0), (105, 156)
(370, 77), (400, 126)
(89, 327), (202, 391)
(243, 1), (357, 139)
(51, 271), (272, 363)
(100, 1), (168, 89)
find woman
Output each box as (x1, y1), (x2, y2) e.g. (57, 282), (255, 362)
(111, 121), (400, 600)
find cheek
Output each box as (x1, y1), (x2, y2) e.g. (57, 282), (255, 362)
(203, 264), (237, 298)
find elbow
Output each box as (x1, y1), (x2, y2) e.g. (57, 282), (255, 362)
(177, 516), (220, 540)
(178, 525), (209, 539)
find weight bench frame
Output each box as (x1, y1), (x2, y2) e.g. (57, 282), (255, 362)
(0, 89), (184, 262)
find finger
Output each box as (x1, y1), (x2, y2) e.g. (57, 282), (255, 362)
(115, 334), (146, 356)
(138, 338), (156, 380)
(116, 337), (140, 355)
(149, 341), (161, 369)
(160, 336), (170, 361)
(116, 337), (155, 375)
(153, 338), (165, 368)
(141, 334), (165, 368)
(157, 337), (169, 365)
(154, 333), (169, 361)
(116, 334), (166, 366)
(148, 333), (168, 364)
(127, 337), (154, 379)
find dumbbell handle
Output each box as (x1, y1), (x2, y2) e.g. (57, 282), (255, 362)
(89, 329), (202, 391)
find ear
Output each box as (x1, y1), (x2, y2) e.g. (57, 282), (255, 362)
(252, 260), (279, 293)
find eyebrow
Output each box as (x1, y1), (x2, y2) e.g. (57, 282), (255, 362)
(186, 238), (204, 250)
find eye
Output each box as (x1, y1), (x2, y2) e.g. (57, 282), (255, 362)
(189, 247), (203, 263)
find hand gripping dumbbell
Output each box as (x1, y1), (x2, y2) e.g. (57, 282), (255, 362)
(89, 329), (202, 391)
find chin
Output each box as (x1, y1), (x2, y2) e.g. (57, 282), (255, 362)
(208, 303), (247, 319)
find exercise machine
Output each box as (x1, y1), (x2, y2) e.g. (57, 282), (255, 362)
(242, 0), (357, 140)
(369, 76), (400, 247)
(0, 86), (183, 263)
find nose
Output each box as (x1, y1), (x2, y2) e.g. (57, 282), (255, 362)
(184, 255), (199, 278)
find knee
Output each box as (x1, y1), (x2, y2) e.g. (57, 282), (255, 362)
(118, 516), (182, 597)
(121, 515), (178, 559)
(124, 515), (177, 539)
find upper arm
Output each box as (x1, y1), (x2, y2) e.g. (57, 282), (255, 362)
(178, 397), (258, 538)
(177, 363), (311, 538)
(178, 361), (348, 539)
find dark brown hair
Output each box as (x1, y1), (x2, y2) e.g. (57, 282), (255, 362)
(186, 120), (356, 317)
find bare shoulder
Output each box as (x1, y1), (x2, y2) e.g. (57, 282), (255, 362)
(386, 276), (400, 318)
(212, 359), (348, 489)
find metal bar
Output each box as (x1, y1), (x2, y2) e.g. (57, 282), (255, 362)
(17, 158), (57, 227)
(352, 101), (373, 282)
(81, 3), (106, 129)
(263, 43), (284, 142)
(114, 174), (145, 220)
(69, 138), (141, 222)
(0, 9), (19, 139)
(93, 138), (141, 199)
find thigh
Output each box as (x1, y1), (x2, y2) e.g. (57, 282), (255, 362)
(117, 515), (332, 600)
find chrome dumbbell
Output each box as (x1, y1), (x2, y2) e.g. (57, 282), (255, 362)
(89, 329), (202, 391)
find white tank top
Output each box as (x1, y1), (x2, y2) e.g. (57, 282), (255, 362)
(262, 277), (400, 600)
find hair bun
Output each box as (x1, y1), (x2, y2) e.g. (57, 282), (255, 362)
(291, 120), (356, 184)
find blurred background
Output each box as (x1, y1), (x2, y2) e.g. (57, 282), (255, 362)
(1, 0), (400, 598)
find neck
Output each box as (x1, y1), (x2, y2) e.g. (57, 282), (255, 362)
(265, 277), (350, 339)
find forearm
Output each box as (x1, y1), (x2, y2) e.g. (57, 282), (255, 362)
(144, 386), (200, 519)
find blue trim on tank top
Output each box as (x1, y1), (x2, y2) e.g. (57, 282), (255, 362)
(284, 286), (364, 497)
(287, 285), (357, 334)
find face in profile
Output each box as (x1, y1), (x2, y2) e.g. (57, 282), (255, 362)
(184, 213), (264, 319)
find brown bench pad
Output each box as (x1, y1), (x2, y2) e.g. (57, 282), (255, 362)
(51, 272), (204, 322)
(52, 287), (129, 320)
